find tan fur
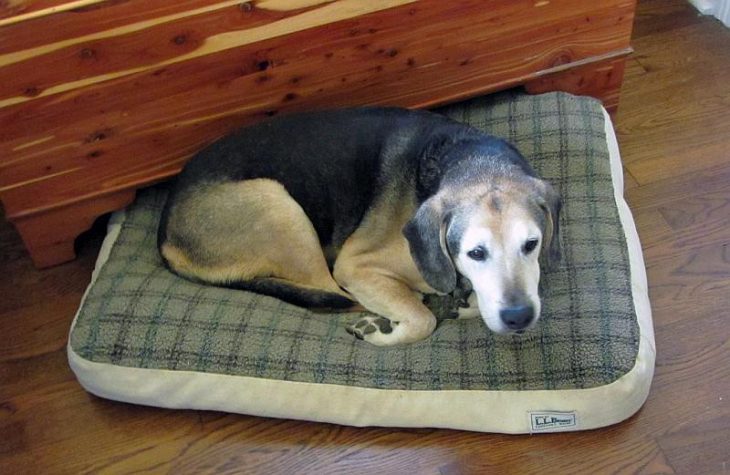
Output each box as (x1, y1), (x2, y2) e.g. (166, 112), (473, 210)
(162, 178), (347, 298)
(333, 187), (437, 344)
(477, 192), (534, 291)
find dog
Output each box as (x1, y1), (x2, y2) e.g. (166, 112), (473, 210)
(158, 107), (561, 346)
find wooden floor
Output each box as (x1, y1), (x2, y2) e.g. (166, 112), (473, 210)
(1, 1), (729, 473)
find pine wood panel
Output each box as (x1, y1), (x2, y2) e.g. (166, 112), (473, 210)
(525, 54), (628, 113)
(4, 1), (729, 471)
(0, 0), (416, 106)
(0, 0), (636, 267)
(1, 0), (233, 41)
(11, 188), (135, 267)
(0, 0), (99, 22)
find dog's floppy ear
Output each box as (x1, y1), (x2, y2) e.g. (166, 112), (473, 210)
(403, 197), (457, 293)
(535, 179), (562, 267)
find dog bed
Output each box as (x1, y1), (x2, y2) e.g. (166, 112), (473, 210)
(68, 92), (654, 434)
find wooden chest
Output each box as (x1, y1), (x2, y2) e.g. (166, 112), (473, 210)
(0, 0), (636, 267)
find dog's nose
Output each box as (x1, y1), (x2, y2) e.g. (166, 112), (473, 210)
(500, 305), (534, 330)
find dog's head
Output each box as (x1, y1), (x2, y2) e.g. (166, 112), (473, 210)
(404, 166), (561, 334)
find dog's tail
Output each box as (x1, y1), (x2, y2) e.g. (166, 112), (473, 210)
(223, 278), (356, 309)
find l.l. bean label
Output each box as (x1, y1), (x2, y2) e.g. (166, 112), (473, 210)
(529, 411), (578, 433)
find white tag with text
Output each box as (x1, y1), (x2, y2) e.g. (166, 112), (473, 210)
(529, 411), (578, 433)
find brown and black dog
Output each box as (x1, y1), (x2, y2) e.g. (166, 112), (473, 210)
(158, 108), (561, 346)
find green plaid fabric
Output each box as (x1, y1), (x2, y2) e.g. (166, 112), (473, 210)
(70, 92), (639, 391)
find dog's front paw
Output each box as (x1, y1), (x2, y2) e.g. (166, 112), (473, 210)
(346, 315), (399, 345)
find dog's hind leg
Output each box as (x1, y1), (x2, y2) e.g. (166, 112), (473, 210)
(160, 178), (352, 307)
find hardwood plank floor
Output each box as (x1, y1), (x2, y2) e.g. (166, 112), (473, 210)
(1, 1), (728, 473)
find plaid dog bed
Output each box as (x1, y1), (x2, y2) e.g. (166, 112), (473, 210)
(68, 92), (654, 433)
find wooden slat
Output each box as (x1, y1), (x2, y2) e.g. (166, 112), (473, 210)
(525, 53), (628, 114)
(0, 0), (414, 105)
(11, 188), (135, 267)
(0, 1), (230, 49)
(0, 0), (104, 23)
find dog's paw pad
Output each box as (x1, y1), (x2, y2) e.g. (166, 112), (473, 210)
(346, 316), (397, 341)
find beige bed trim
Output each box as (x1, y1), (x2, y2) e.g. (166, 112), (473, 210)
(68, 108), (654, 434)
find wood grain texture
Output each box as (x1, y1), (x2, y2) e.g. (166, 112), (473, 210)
(11, 188), (135, 267)
(0, 0), (231, 47)
(0, 0), (635, 267)
(525, 54), (628, 115)
(0, 0), (100, 23)
(1, 0), (728, 473)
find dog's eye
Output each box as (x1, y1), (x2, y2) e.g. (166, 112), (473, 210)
(523, 238), (539, 254)
(467, 247), (487, 261)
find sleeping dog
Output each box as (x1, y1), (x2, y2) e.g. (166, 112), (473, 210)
(158, 107), (561, 346)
